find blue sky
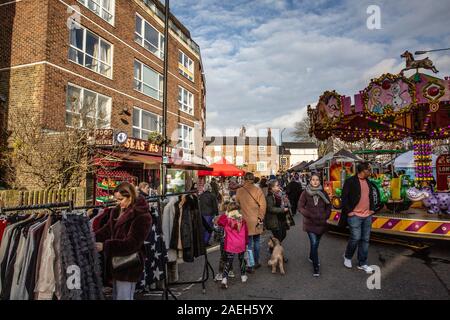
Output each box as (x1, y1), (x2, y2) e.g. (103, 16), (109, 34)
(170, 0), (450, 140)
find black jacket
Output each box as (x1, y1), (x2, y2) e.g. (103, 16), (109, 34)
(286, 181), (302, 203)
(265, 193), (287, 231)
(198, 191), (219, 217)
(169, 195), (206, 262)
(339, 175), (381, 228)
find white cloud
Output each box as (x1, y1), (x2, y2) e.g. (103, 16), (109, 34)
(171, 0), (450, 134)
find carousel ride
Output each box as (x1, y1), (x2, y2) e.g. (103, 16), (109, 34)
(308, 51), (450, 240)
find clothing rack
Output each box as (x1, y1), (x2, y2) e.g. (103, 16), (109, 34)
(73, 202), (118, 210)
(0, 201), (74, 215)
(145, 190), (215, 299)
(0, 192), (215, 300)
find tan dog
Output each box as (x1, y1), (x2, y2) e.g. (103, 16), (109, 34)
(267, 237), (285, 275)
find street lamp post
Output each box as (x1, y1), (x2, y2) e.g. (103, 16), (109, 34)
(415, 47), (450, 55)
(279, 128), (286, 172)
(161, 0), (170, 196)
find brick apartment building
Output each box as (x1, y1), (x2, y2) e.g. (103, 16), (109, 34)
(0, 0), (207, 191)
(205, 127), (279, 177)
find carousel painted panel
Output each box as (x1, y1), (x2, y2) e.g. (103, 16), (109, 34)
(316, 91), (343, 127)
(362, 73), (416, 117)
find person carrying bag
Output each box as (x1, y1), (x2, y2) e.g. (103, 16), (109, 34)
(95, 182), (152, 300)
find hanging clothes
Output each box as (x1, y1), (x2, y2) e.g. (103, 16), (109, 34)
(169, 195), (206, 263)
(137, 204), (168, 291)
(0, 218), (7, 244)
(161, 196), (178, 263)
(0, 211), (104, 300)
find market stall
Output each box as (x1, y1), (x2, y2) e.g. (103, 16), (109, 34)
(308, 56), (450, 240)
(198, 157), (245, 177)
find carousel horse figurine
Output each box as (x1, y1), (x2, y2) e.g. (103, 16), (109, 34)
(407, 187), (450, 214)
(400, 51), (439, 75)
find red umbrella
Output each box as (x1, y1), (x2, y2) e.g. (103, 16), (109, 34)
(198, 157), (245, 177)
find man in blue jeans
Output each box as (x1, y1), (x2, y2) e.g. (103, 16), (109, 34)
(341, 162), (380, 274)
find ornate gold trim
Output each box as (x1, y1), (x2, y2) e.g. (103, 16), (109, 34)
(362, 73), (416, 118)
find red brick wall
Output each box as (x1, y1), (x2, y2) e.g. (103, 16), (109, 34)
(1, 0), (204, 132)
(1, 0), (206, 187)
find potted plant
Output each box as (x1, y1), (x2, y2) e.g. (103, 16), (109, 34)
(148, 132), (164, 145)
(148, 132), (172, 146)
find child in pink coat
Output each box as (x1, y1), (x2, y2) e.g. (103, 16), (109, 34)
(216, 201), (249, 289)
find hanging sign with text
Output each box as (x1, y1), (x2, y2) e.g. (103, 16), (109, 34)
(436, 154), (450, 191)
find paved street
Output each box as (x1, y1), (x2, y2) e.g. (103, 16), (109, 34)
(152, 214), (450, 300)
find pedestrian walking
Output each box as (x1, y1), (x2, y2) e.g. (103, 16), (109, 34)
(228, 177), (241, 197)
(137, 182), (150, 198)
(216, 202), (249, 289)
(341, 162), (380, 274)
(259, 177), (269, 196)
(210, 178), (220, 200)
(286, 173), (302, 216)
(265, 180), (290, 244)
(236, 172), (267, 272)
(199, 183), (219, 246)
(95, 182), (152, 300)
(298, 174), (331, 277)
(213, 202), (236, 281)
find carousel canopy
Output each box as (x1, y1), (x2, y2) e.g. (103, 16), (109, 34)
(198, 157), (245, 177)
(308, 72), (450, 142)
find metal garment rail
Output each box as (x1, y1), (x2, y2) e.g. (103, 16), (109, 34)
(0, 201), (74, 214)
(146, 190), (215, 299)
(73, 202), (118, 210)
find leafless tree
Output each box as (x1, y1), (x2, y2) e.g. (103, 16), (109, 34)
(1, 97), (119, 190)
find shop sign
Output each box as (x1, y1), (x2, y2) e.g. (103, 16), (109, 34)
(123, 137), (161, 154)
(95, 129), (114, 146)
(436, 154), (450, 191)
(116, 131), (128, 145)
(122, 137), (172, 156)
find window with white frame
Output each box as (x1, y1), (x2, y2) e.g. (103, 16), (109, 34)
(178, 124), (194, 154)
(178, 86), (194, 115)
(69, 26), (112, 77)
(236, 145), (244, 152)
(132, 107), (161, 140)
(135, 14), (164, 59)
(236, 156), (244, 166)
(178, 51), (194, 81)
(257, 161), (267, 172)
(134, 60), (164, 101)
(65, 84), (111, 128)
(258, 145), (267, 152)
(214, 146), (222, 152)
(78, 0), (115, 24)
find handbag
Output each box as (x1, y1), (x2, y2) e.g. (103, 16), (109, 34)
(286, 208), (295, 228)
(111, 252), (141, 272)
(109, 211), (142, 272)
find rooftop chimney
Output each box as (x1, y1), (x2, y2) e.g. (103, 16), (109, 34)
(239, 126), (246, 137)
